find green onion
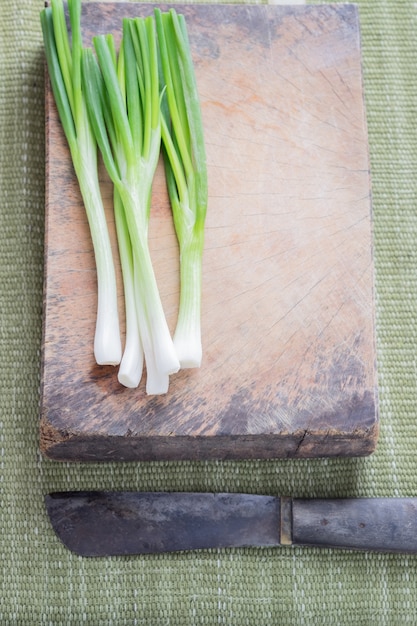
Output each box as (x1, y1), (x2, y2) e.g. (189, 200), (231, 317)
(42, 3), (208, 392)
(40, 0), (122, 366)
(155, 8), (208, 368)
(81, 16), (180, 393)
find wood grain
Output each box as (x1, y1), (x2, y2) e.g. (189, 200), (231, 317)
(40, 3), (378, 461)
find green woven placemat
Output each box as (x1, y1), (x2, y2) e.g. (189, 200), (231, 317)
(1, 1), (417, 624)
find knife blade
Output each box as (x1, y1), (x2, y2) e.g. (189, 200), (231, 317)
(45, 491), (417, 557)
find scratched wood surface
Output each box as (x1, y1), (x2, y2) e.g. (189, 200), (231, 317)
(40, 3), (378, 462)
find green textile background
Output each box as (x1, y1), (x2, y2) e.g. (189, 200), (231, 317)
(1, 0), (417, 623)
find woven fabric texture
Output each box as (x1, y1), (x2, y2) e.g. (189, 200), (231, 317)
(1, 0), (417, 623)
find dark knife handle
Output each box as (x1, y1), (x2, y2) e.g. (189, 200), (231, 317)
(291, 498), (417, 553)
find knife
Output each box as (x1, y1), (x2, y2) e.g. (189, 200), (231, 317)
(45, 491), (417, 557)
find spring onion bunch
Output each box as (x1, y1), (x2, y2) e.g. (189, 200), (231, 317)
(40, 0), (122, 366)
(42, 2), (207, 394)
(81, 16), (181, 394)
(155, 9), (208, 368)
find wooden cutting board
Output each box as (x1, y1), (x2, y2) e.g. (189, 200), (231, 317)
(40, 3), (378, 462)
